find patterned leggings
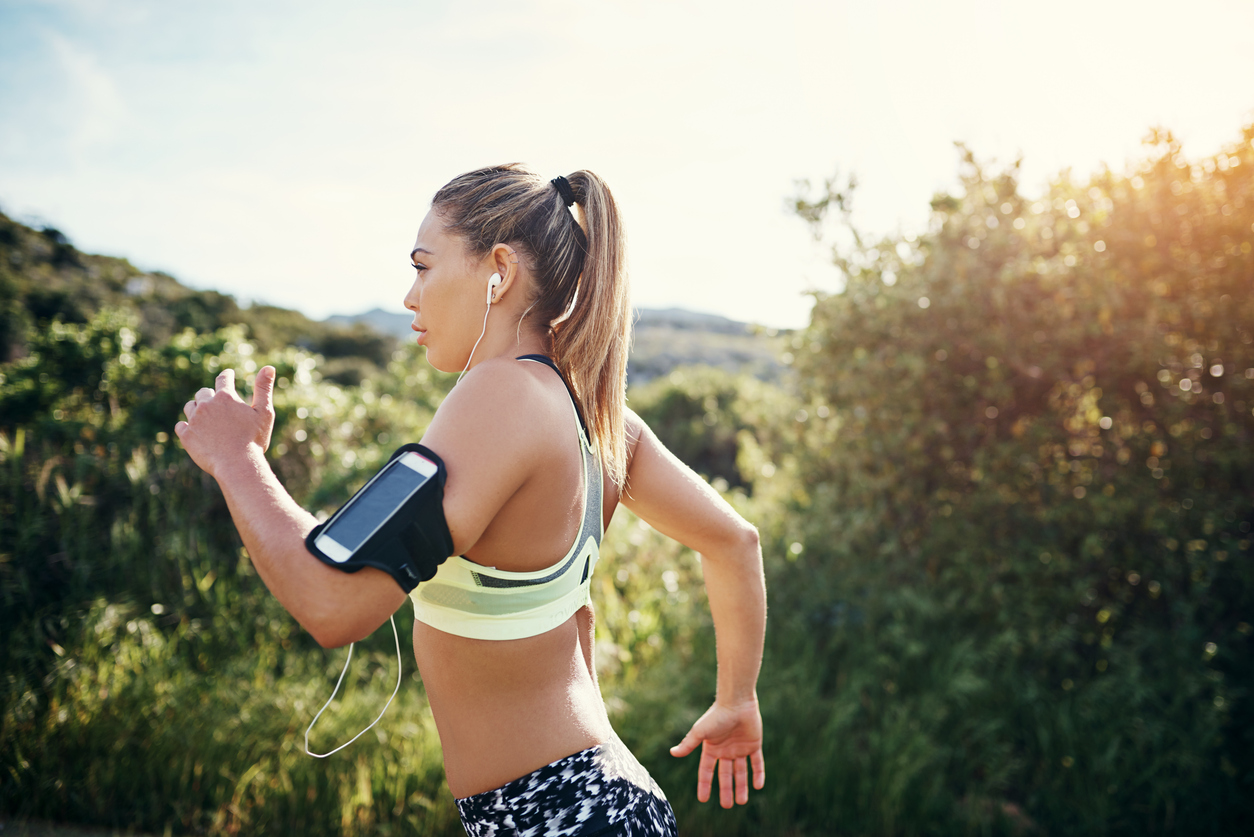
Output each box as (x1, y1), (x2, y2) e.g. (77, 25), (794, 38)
(455, 738), (678, 837)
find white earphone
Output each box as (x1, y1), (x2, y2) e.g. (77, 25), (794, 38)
(459, 272), (502, 384)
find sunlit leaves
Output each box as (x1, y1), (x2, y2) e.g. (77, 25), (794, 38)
(776, 123), (1254, 833)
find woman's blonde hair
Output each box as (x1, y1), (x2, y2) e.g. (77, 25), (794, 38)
(432, 164), (631, 487)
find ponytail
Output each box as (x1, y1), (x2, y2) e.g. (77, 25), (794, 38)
(554, 171), (630, 488)
(431, 165), (631, 487)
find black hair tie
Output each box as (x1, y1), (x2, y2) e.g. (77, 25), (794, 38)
(551, 176), (576, 208)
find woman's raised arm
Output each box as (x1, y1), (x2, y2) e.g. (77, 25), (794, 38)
(175, 366), (406, 648)
(618, 409), (767, 809)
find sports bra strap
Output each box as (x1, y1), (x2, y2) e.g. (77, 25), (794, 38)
(516, 354), (590, 441)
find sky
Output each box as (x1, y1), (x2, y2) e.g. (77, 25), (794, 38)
(1, 0), (1252, 329)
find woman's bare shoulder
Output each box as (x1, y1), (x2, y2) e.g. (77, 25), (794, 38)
(419, 357), (574, 554)
(425, 358), (548, 442)
(422, 357), (583, 491)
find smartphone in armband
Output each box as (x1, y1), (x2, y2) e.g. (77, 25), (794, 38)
(305, 443), (454, 592)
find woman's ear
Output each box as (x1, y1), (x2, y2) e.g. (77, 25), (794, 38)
(487, 243), (522, 302)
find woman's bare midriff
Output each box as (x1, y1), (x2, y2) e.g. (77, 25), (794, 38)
(413, 609), (614, 798)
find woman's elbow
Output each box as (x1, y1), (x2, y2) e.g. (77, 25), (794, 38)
(707, 520), (760, 562)
(740, 524), (764, 577)
(306, 620), (350, 649)
(716, 518), (759, 555)
(740, 522), (761, 554)
(302, 608), (360, 649)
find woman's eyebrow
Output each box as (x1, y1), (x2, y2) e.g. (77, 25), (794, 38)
(410, 246), (434, 262)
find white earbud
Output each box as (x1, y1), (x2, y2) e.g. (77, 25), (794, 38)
(459, 273), (502, 385)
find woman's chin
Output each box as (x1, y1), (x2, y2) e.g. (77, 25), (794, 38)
(422, 347), (456, 375)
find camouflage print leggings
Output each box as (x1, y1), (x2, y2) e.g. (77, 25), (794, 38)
(455, 738), (678, 837)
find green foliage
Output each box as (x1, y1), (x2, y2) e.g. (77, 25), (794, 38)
(0, 312), (456, 834)
(759, 126), (1254, 834)
(629, 366), (798, 489)
(10, 599), (458, 835)
(6, 125), (1254, 836)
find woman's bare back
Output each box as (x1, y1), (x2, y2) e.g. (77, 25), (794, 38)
(412, 360), (620, 797)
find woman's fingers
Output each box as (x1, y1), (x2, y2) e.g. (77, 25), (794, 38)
(251, 366), (277, 451)
(669, 730), (700, 758)
(251, 366), (276, 412)
(717, 756), (734, 809)
(696, 752), (760, 808)
(183, 370), (249, 433)
(734, 756), (749, 805)
(695, 749), (715, 803)
(672, 703), (765, 806)
(177, 368), (274, 473)
(751, 748), (766, 790)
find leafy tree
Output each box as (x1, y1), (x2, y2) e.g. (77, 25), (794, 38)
(764, 126), (1254, 834)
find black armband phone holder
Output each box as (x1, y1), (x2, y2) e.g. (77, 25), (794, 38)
(305, 443), (454, 593)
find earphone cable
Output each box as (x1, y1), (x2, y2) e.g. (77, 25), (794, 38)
(456, 299), (493, 385)
(305, 282), (492, 757)
(304, 614), (403, 758)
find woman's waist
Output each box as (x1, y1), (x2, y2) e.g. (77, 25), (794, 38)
(428, 685), (612, 797)
(436, 701), (611, 798)
(412, 620), (613, 797)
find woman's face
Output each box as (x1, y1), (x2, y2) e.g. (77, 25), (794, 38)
(403, 210), (492, 373)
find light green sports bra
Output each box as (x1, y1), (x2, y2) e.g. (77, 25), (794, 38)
(408, 356), (604, 640)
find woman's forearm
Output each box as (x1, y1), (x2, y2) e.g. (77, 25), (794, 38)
(213, 446), (322, 619)
(619, 413), (767, 704)
(700, 525), (766, 705)
(665, 519), (767, 808)
(213, 445), (404, 647)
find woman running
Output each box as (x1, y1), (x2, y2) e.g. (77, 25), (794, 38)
(174, 165), (766, 836)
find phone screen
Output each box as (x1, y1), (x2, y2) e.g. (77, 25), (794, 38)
(322, 456), (434, 554)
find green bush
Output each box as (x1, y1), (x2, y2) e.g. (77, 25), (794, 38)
(628, 365), (799, 490)
(754, 126), (1254, 834)
(5, 125), (1254, 836)
(0, 315), (459, 834)
(0, 307), (720, 834)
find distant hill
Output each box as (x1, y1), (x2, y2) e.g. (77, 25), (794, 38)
(324, 308), (415, 340)
(0, 210), (787, 386)
(327, 307), (790, 384)
(0, 211), (395, 385)
(629, 307), (788, 384)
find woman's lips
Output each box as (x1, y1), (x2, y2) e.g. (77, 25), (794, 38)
(411, 324), (426, 345)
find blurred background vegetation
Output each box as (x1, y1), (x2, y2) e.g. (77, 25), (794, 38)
(2, 124), (1253, 836)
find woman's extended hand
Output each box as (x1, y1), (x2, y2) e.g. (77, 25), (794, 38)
(174, 366), (276, 478)
(669, 698), (765, 808)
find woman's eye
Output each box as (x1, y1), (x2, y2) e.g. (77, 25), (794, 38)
(411, 263), (426, 273)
